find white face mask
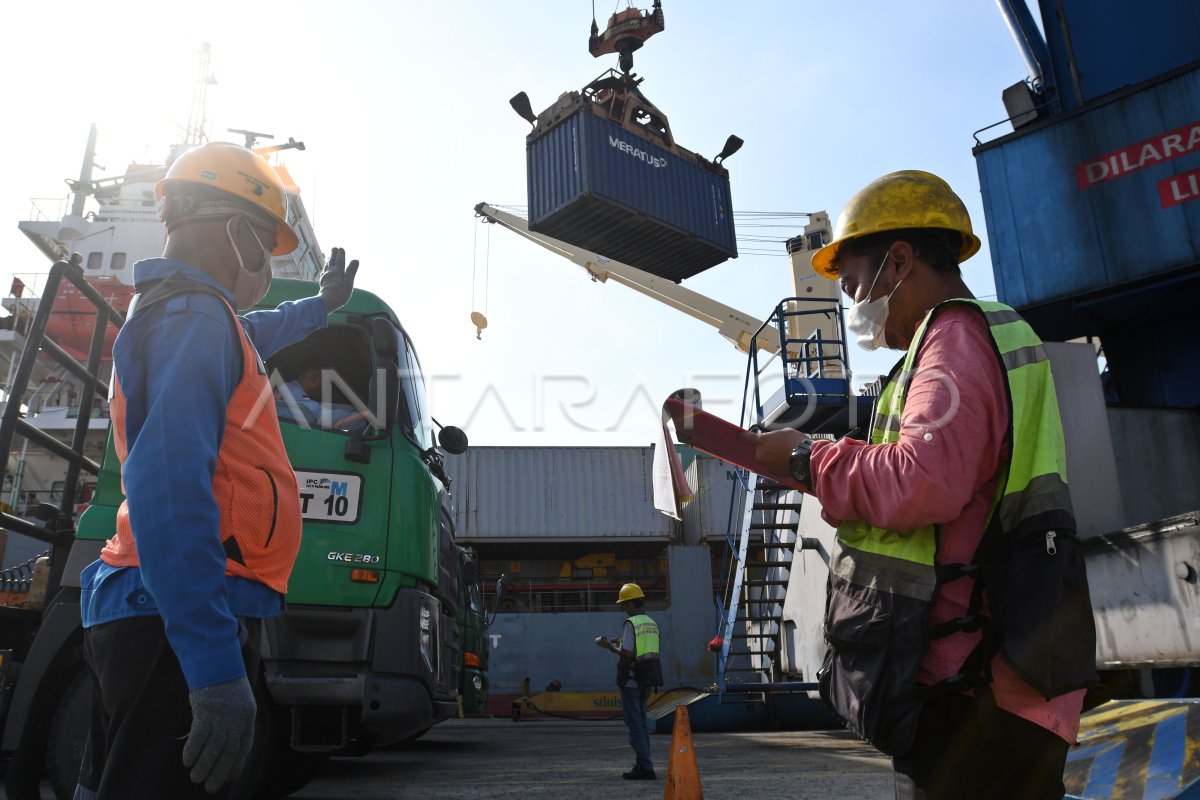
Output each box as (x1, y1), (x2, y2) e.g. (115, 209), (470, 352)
(227, 215), (272, 310)
(845, 249), (902, 352)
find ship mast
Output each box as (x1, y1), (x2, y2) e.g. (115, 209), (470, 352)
(69, 124), (98, 218)
(185, 42), (216, 145)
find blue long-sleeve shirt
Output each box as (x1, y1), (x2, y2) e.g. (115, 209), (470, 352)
(80, 258), (328, 690)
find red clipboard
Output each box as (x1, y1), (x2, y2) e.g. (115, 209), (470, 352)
(663, 395), (808, 492)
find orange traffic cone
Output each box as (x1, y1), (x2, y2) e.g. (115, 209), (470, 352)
(663, 705), (703, 800)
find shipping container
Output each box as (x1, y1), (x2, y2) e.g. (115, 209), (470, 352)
(526, 101), (736, 282)
(445, 446), (678, 544)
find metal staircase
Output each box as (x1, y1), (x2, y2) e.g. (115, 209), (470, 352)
(714, 474), (807, 697)
(712, 297), (869, 700)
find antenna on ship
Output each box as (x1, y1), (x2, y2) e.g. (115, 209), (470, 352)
(256, 137), (306, 156)
(228, 129), (274, 149)
(185, 42), (217, 146)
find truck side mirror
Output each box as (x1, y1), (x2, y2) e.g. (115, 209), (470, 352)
(370, 317), (399, 359)
(438, 426), (468, 454)
(487, 573), (509, 625)
(369, 318), (401, 431)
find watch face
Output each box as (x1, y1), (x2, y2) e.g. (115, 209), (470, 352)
(789, 442), (812, 484)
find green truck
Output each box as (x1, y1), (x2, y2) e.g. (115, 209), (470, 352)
(0, 263), (488, 798)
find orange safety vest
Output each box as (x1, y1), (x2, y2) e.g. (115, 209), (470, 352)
(101, 292), (302, 595)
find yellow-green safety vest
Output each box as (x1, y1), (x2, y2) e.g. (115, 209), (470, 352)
(629, 614), (660, 660)
(818, 299), (1097, 758)
(618, 614), (663, 688)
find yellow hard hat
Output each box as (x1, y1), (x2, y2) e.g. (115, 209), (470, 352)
(156, 141), (299, 256)
(810, 170), (981, 279)
(617, 583), (645, 603)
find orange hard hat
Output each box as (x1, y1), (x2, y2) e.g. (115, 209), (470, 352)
(156, 141), (298, 255)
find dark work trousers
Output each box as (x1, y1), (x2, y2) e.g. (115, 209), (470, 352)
(620, 685), (655, 771)
(892, 691), (1070, 800)
(74, 615), (257, 800)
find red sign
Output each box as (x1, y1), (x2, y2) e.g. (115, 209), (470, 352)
(1075, 120), (1200, 190)
(1158, 166), (1200, 209)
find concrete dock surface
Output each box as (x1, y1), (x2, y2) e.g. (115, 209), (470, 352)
(292, 718), (894, 800)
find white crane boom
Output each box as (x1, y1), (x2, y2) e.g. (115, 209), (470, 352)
(474, 202), (780, 354)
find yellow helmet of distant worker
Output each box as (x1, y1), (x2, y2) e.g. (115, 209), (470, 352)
(617, 583), (645, 603)
(155, 141), (299, 256)
(810, 170), (981, 279)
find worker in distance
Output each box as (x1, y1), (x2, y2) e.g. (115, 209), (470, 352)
(741, 170), (1097, 800)
(74, 141), (359, 798)
(595, 582), (663, 780)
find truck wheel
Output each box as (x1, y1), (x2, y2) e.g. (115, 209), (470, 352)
(46, 669), (90, 800)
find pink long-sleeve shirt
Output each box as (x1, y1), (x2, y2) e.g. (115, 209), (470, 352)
(809, 304), (1085, 744)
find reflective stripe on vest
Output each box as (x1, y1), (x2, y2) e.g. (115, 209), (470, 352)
(102, 293), (303, 595)
(838, 299), (1074, 602)
(629, 614), (660, 660)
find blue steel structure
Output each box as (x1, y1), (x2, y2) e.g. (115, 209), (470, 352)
(982, 2), (1200, 407)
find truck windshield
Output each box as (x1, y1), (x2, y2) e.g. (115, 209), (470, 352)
(400, 337), (436, 450)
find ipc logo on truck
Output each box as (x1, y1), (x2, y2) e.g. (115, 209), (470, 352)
(295, 470), (362, 524)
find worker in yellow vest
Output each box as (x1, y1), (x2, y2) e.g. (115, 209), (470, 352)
(595, 582), (662, 780)
(741, 171), (1095, 799)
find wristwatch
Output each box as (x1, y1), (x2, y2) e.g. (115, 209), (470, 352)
(788, 439), (814, 486)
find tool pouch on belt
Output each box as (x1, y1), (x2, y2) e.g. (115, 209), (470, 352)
(635, 658), (663, 689)
(817, 573), (927, 758)
(978, 525), (1097, 698)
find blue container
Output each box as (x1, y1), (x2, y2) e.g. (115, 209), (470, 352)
(975, 64), (1200, 337)
(976, 64), (1200, 407)
(527, 104), (736, 282)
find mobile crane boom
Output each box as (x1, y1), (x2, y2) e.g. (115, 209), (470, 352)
(473, 202), (781, 355)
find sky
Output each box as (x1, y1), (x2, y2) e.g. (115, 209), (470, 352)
(0, 1), (1037, 447)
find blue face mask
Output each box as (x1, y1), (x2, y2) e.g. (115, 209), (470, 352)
(845, 250), (902, 352)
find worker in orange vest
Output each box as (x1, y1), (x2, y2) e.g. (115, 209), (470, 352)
(74, 142), (359, 798)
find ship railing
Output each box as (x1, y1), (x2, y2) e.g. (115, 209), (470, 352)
(482, 578), (666, 615)
(3, 485), (97, 519)
(25, 196), (70, 224)
(0, 260), (124, 597)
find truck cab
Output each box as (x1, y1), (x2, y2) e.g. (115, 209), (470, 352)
(1, 273), (483, 798)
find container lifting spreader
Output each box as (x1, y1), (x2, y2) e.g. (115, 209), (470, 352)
(588, 0), (665, 75)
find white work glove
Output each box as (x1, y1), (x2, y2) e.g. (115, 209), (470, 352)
(319, 247), (360, 312)
(183, 676), (256, 793)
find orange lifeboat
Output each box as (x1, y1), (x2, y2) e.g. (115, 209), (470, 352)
(44, 276), (134, 361)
